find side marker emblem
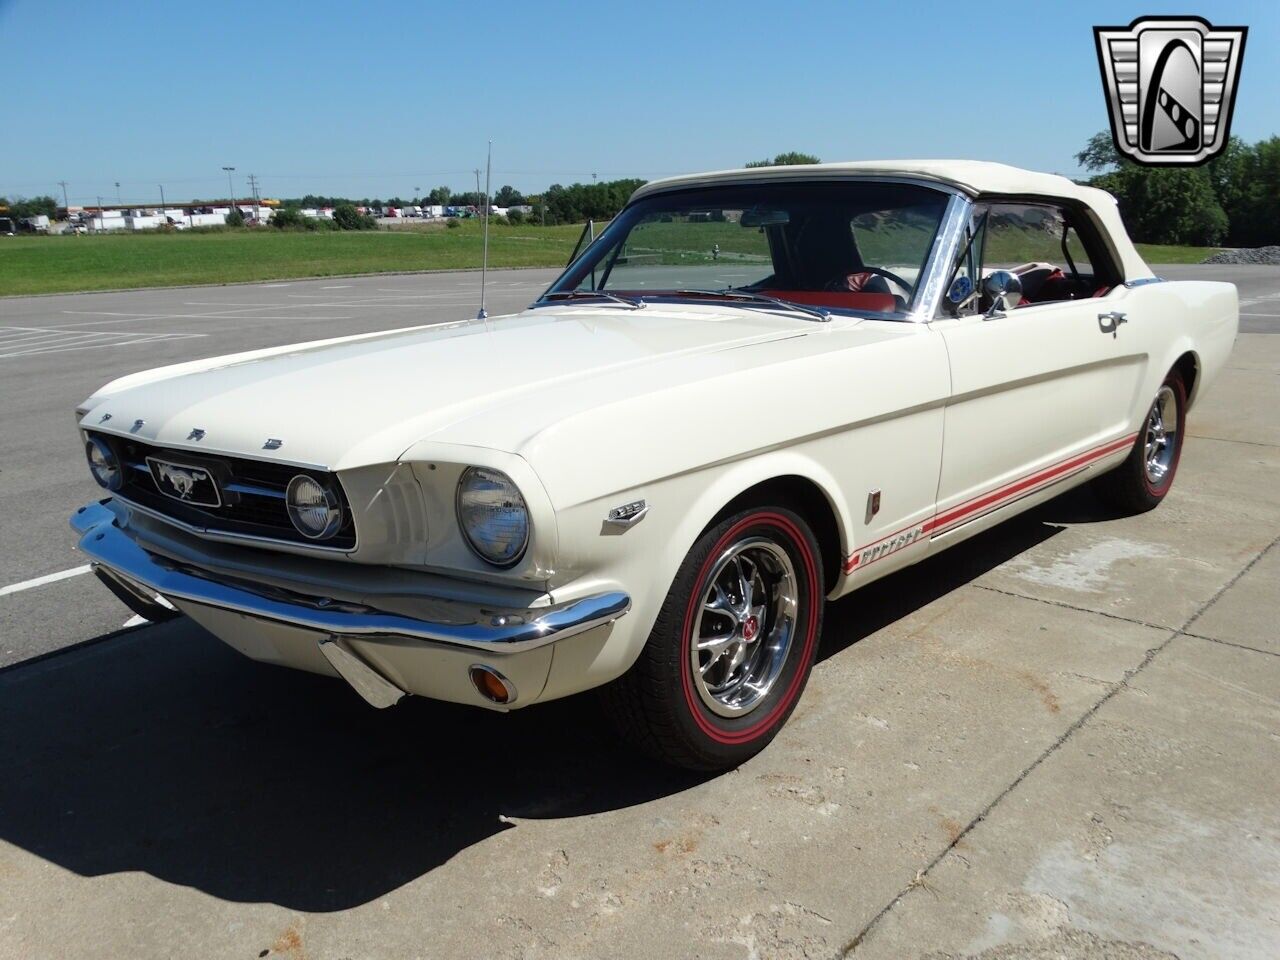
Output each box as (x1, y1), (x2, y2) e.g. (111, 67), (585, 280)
(606, 499), (648, 527)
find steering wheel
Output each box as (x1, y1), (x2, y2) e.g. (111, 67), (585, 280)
(855, 266), (914, 294)
(824, 266), (914, 296)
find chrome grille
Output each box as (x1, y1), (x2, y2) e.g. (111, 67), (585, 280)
(90, 431), (356, 550)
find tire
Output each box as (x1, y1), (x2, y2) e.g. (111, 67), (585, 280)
(1096, 369), (1187, 514)
(603, 505), (824, 771)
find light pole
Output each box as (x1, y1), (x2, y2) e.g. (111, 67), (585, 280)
(115, 181), (121, 205)
(58, 180), (69, 217)
(222, 166), (236, 208)
(159, 184), (167, 218)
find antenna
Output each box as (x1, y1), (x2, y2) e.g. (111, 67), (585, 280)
(477, 140), (493, 321)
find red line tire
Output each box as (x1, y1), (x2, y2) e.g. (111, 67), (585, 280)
(1096, 369), (1187, 514)
(602, 506), (824, 771)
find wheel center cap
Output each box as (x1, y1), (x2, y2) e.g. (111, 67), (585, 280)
(742, 615), (760, 641)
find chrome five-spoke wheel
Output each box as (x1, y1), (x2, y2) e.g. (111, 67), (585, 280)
(690, 537), (798, 717)
(1144, 384), (1179, 485)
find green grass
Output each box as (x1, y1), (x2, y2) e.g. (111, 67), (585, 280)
(0, 220), (587, 296)
(1134, 243), (1221, 264)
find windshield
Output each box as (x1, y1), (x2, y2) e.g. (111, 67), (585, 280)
(543, 181), (950, 318)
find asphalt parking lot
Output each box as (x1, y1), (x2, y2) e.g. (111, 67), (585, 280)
(1, 265), (1278, 959)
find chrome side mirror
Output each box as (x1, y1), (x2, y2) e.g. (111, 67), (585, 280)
(982, 270), (1023, 319)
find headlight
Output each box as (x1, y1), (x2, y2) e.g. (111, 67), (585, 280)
(85, 436), (123, 491)
(456, 467), (529, 566)
(286, 474), (343, 540)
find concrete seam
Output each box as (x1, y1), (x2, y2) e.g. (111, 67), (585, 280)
(839, 532), (1280, 957)
(1181, 632), (1280, 659)
(971, 583), (1169, 631)
(1185, 432), (1280, 449)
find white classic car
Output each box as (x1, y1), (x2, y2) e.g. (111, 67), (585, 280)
(71, 161), (1238, 770)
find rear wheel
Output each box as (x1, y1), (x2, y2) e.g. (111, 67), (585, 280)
(604, 506), (824, 771)
(1096, 370), (1186, 513)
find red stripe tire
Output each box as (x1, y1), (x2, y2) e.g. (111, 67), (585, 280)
(603, 505), (824, 771)
(1096, 368), (1187, 513)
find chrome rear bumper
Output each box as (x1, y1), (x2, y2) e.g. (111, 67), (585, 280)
(70, 500), (631, 654)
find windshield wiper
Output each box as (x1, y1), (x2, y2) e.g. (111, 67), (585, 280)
(666, 288), (831, 323)
(536, 290), (645, 310)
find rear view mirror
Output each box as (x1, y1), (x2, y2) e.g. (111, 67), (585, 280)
(740, 208), (790, 228)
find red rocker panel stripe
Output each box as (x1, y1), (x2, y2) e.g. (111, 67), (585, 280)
(843, 433), (1138, 574)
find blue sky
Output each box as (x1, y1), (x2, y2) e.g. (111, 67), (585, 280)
(2, 0), (1276, 205)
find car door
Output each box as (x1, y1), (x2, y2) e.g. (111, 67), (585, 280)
(930, 201), (1147, 545)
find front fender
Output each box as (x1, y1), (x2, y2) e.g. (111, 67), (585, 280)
(537, 450), (855, 700)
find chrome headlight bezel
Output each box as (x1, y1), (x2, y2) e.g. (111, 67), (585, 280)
(85, 435), (123, 491)
(455, 466), (530, 567)
(285, 474), (344, 541)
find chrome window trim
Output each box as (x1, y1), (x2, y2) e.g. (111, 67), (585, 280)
(112, 490), (359, 555)
(1125, 276), (1166, 287)
(909, 193), (973, 323)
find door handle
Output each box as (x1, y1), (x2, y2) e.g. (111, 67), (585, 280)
(1097, 311), (1127, 337)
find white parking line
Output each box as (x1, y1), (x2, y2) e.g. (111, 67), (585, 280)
(0, 328), (206, 360)
(0, 565), (92, 598)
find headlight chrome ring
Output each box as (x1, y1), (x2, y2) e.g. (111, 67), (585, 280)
(286, 474), (344, 540)
(85, 436), (123, 491)
(456, 466), (530, 567)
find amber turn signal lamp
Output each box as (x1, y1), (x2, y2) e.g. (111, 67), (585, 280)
(469, 665), (515, 704)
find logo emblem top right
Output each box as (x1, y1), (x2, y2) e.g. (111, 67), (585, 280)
(1094, 17), (1247, 166)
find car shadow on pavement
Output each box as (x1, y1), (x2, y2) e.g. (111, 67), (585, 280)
(0, 487), (1090, 912)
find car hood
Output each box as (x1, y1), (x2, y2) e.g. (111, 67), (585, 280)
(82, 305), (849, 469)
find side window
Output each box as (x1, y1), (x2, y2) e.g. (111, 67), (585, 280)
(980, 203), (1105, 309)
(982, 204), (1067, 270)
(1063, 225), (1093, 275)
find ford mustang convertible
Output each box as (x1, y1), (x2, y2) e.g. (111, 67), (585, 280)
(70, 161), (1238, 770)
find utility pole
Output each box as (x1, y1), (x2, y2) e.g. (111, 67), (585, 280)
(221, 166), (236, 208)
(58, 180), (69, 217)
(247, 173), (260, 222)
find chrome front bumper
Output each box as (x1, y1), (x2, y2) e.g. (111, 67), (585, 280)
(70, 500), (631, 655)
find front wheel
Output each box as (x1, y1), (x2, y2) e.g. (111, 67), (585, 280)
(603, 506), (824, 771)
(1096, 370), (1187, 513)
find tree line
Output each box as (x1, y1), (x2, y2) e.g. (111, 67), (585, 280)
(1076, 131), (1280, 247)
